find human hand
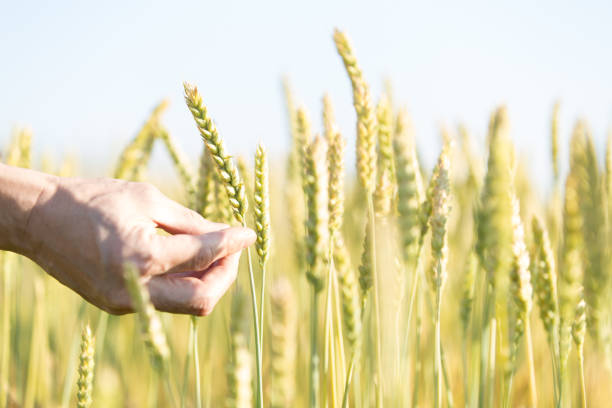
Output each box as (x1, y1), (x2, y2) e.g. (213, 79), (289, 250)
(22, 175), (255, 315)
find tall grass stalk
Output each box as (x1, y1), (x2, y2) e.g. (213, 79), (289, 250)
(184, 83), (262, 407)
(23, 277), (44, 408)
(367, 195), (384, 407)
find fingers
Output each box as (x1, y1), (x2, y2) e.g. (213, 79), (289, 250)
(150, 227), (255, 275)
(145, 186), (227, 235)
(147, 252), (241, 315)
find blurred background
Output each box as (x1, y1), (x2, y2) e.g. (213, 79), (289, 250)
(1, 0), (611, 189)
(2, 2), (612, 407)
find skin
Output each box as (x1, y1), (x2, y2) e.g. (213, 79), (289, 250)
(0, 162), (255, 316)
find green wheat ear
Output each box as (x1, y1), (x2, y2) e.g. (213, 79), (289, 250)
(184, 82), (248, 224)
(254, 143), (270, 267)
(303, 136), (329, 292)
(76, 324), (95, 408)
(333, 28), (377, 193)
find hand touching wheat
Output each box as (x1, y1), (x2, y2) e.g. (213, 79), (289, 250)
(0, 163), (255, 315)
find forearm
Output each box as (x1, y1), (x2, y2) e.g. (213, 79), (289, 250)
(0, 163), (58, 254)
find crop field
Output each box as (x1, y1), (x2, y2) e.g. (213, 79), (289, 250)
(1, 29), (612, 407)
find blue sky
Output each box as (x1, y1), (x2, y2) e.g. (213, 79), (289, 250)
(1, 1), (611, 187)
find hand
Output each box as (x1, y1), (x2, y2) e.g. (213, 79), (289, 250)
(22, 175), (255, 315)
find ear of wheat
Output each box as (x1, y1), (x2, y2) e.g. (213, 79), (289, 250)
(195, 146), (216, 218)
(76, 324), (95, 408)
(303, 136), (329, 292)
(323, 94), (346, 238)
(508, 196), (533, 361)
(333, 29), (377, 193)
(393, 113), (424, 270)
(530, 217), (559, 344)
(184, 82), (248, 224)
(428, 142), (451, 408)
(334, 236), (361, 350)
(374, 94), (394, 218)
(158, 126), (197, 204)
(476, 106), (514, 290)
(114, 99), (169, 180)
(569, 120), (607, 344)
(559, 172), (584, 377)
(254, 144), (270, 267)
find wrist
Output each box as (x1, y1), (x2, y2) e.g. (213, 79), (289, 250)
(0, 163), (59, 255)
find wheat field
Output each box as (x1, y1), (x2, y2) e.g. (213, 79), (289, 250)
(1, 29), (612, 407)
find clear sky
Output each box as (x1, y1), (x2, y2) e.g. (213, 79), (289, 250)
(1, 1), (611, 187)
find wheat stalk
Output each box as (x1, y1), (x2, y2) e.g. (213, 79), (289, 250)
(427, 142), (451, 408)
(475, 107), (514, 407)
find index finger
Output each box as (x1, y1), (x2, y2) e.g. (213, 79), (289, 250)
(150, 226), (255, 275)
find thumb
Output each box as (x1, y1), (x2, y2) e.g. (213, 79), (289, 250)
(150, 226), (256, 275)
